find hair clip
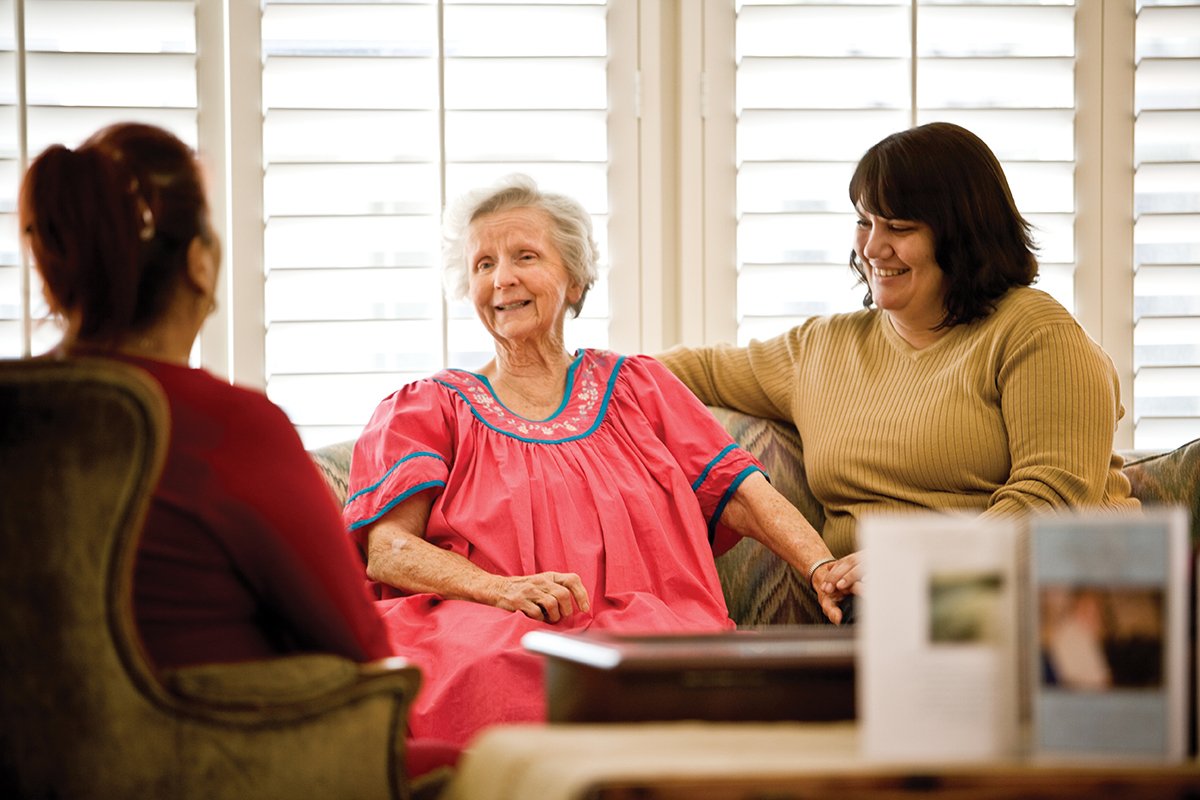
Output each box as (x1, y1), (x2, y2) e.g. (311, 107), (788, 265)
(129, 177), (155, 241)
(139, 205), (155, 241)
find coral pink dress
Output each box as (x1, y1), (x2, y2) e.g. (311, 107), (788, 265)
(343, 350), (763, 747)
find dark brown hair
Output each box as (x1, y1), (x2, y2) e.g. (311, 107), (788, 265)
(19, 122), (213, 346)
(848, 122), (1038, 329)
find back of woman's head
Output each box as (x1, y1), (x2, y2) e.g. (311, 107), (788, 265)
(849, 122), (1038, 328)
(20, 122), (212, 345)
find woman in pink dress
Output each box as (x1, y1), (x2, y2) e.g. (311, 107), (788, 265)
(343, 174), (848, 747)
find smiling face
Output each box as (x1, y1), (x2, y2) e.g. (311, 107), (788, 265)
(466, 206), (582, 349)
(854, 204), (949, 347)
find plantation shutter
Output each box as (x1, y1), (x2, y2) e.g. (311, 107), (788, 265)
(261, 0), (612, 448)
(734, 0), (1077, 346)
(1132, 0), (1200, 450)
(0, 0), (198, 358)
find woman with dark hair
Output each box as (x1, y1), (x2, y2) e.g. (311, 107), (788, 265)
(19, 122), (462, 780)
(21, 121), (391, 669)
(658, 122), (1139, 596)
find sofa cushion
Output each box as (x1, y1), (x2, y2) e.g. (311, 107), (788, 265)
(310, 439), (355, 508)
(1121, 437), (1200, 549)
(707, 408), (830, 627)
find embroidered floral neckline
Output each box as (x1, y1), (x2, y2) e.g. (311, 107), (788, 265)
(434, 349), (622, 443)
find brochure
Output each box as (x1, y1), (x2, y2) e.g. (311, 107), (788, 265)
(1029, 507), (1188, 762)
(859, 511), (1022, 762)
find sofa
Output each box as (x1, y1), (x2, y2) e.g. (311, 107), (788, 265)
(310, 407), (1200, 628)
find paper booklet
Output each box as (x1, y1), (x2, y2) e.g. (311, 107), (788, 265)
(859, 511), (1022, 763)
(1028, 506), (1188, 763)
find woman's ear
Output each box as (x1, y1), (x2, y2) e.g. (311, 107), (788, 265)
(186, 236), (218, 300)
(568, 282), (584, 306)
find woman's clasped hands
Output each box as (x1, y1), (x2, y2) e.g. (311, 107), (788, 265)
(488, 570), (590, 623)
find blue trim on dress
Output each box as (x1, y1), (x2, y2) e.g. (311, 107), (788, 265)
(433, 352), (625, 444)
(707, 465), (766, 544)
(691, 443), (739, 492)
(346, 451), (447, 504)
(470, 354), (582, 423)
(346, 480), (447, 532)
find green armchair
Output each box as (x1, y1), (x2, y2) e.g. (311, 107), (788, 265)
(0, 358), (424, 800)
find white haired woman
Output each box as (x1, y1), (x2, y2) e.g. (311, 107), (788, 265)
(342, 174), (844, 748)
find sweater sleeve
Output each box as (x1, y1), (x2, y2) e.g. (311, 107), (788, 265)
(655, 329), (807, 421)
(984, 320), (1126, 517)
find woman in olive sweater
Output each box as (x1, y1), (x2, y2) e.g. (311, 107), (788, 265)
(658, 122), (1139, 598)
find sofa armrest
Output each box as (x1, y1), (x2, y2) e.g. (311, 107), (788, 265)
(1121, 438), (1200, 549)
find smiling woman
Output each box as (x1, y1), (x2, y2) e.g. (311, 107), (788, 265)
(658, 122), (1140, 594)
(338, 174), (850, 748)
(465, 206), (585, 417)
(852, 213), (944, 349)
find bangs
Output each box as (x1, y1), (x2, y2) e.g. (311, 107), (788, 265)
(848, 135), (941, 223)
(849, 155), (903, 220)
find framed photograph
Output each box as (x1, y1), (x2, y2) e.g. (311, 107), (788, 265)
(1029, 507), (1188, 762)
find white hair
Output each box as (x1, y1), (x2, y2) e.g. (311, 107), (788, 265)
(441, 173), (599, 318)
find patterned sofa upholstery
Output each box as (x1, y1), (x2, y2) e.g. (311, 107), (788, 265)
(311, 407), (1200, 628)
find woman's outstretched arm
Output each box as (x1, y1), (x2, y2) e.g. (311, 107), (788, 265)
(718, 471), (857, 624)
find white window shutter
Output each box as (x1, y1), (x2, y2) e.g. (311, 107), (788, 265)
(261, 0), (612, 448)
(734, 0), (1078, 347)
(1132, 0), (1200, 450)
(0, 0), (197, 358)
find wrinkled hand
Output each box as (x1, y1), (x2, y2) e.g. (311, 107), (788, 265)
(491, 571), (590, 623)
(810, 553), (863, 625)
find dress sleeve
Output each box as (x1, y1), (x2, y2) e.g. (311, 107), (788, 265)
(621, 355), (766, 555)
(341, 380), (454, 544)
(985, 320), (1126, 517)
(655, 330), (804, 422)
(221, 391), (393, 662)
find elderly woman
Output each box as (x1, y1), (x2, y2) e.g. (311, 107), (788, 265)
(343, 174), (842, 747)
(658, 122), (1140, 597)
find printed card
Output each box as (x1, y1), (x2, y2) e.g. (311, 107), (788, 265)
(1029, 507), (1188, 762)
(859, 511), (1021, 762)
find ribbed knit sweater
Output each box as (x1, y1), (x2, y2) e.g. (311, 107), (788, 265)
(658, 287), (1139, 558)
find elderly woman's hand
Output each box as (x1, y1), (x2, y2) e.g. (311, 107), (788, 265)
(489, 571), (590, 623)
(365, 495), (592, 622)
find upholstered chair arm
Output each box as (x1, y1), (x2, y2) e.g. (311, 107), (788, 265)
(160, 654), (421, 719)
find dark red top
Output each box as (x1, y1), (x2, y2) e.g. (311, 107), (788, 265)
(125, 356), (391, 668)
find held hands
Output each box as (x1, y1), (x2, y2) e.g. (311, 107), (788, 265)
(490, 571), (590, 623)
(810, 552), (864, 626)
